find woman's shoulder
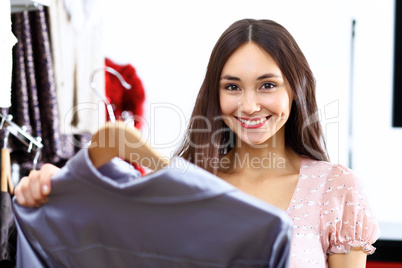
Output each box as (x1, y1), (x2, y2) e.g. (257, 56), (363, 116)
(300, 157), (381, 255)
(299, 156), (364, 192)
(301, 156), (356, 177)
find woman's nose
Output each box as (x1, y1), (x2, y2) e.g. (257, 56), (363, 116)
(240, 92), (261, 114)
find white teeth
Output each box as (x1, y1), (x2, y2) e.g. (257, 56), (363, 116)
(238, 117), (268, 125)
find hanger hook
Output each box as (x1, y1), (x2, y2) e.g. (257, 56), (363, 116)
(3, 129), (10, 149)
(0, 114), (13, 130)
(2, 114), (13, 149)
(32, 149), (42, 170)
(104, 67), (132, 90)
(90, 67), (132, 123)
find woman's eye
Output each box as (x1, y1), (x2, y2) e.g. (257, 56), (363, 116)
(261, 82), (275, 90)
(225, 84), (240, 91)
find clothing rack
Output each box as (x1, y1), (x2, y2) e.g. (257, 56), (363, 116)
(0, 113), (43, 170)
(10, 0), (50, 14)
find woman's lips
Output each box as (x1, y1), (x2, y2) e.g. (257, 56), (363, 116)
(234, 115), (271, 129)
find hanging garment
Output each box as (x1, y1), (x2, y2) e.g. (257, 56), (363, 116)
(10, 7), (56, 166)
(10, 6), (83, 172)
(105, 58), (147, 175)
(11, 10), (42, 145)
(13, 149), (292, 268)
(0, 192), (17, 268)
(105, 58), (146, 129)
(48, 0), (106, 135)
(0, 147), (17, 267)
(0, 0), (17, 108)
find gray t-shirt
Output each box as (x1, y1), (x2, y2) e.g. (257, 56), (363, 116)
(13, 149), (292, 267)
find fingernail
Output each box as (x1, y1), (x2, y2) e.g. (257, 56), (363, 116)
(42, 185), (49, 195)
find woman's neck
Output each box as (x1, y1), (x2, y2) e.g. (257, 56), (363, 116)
(221, 130), (300, 175)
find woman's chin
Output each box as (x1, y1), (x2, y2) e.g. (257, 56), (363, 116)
(239, 135), (271, 147)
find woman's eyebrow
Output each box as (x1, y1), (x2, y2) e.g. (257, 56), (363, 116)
(220, 73), (283, 81)
(220, 75), (240, 81)
(256, 73), (283, 80)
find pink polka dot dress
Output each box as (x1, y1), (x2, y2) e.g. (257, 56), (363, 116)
(285, 156), (380, 267)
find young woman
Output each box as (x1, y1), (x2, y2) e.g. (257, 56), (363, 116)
(15, 19), (379, 267)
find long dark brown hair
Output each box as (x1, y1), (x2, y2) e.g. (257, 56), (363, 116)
(175, 19), (329, 174)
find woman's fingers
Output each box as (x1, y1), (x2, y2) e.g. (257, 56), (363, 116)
(14, 164), (60, 207)
(28, 170), (43, 203)
(38, 164), (57, 196)
(15, 176), (39, 207)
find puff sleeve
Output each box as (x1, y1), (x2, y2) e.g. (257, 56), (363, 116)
(320, 165), (380, 255)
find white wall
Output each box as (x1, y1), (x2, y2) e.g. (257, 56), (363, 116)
(102, 0), (401, 239)
(352, 0), (402, 239)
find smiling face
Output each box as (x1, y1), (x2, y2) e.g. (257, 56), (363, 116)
(219, 42), (293, 146)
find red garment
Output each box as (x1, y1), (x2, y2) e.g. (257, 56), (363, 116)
(105, 58), (146, 174)
(367, 262), (402, 268)
(105, 58), (145, 129)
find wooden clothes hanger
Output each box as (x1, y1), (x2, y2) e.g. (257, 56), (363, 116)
(1, 149), (13, 194)
(88, 121), (170, 172)
(1, 130), (14, 195)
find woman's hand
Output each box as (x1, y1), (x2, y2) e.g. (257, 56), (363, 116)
(14, 163), (60, 207)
